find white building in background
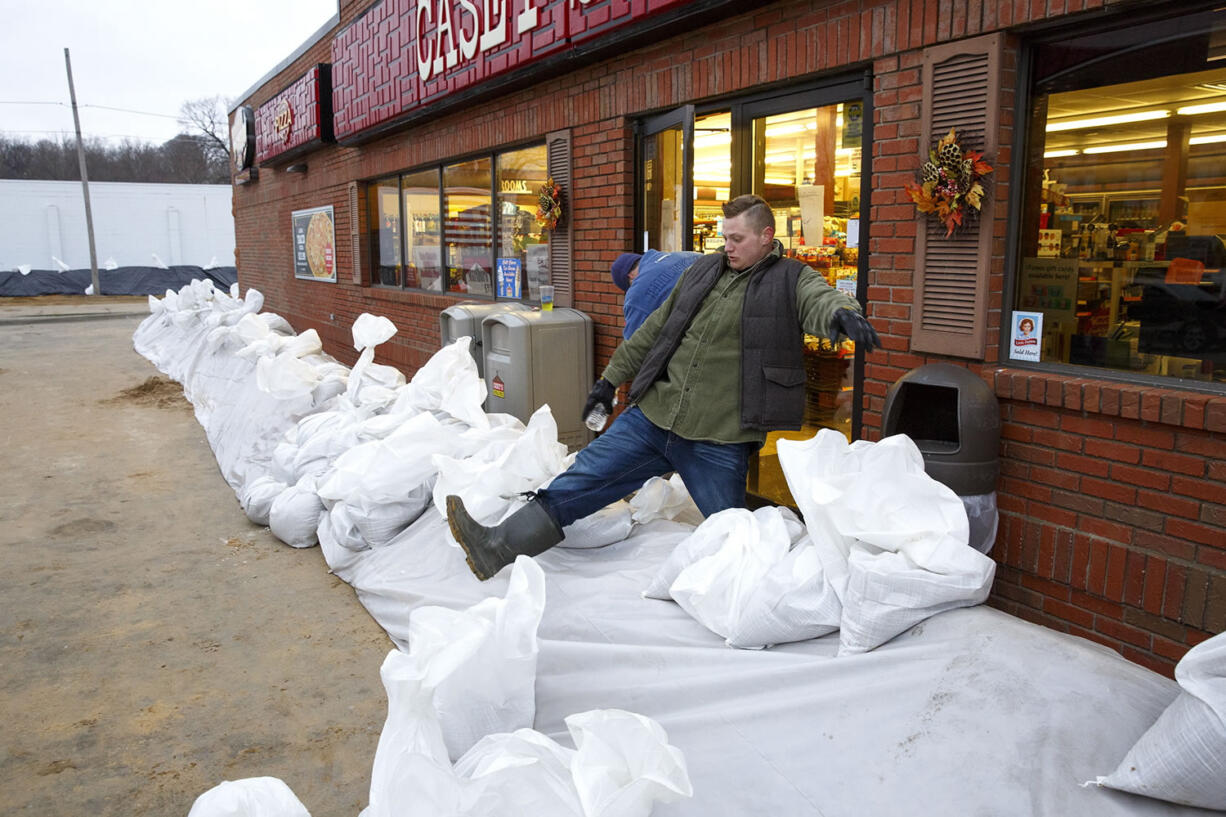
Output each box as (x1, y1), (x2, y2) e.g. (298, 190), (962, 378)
(0, 180), (235, 271)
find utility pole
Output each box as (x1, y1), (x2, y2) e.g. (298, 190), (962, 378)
(64, 47), (100, 297)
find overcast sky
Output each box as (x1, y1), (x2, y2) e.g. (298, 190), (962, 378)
(1, 0), (340, 145)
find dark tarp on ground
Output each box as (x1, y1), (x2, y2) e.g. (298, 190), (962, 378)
(0, 266), (238, 297)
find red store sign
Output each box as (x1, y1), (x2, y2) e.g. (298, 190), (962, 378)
(332, 0), (730, 142)
(255, 64), (336, 165)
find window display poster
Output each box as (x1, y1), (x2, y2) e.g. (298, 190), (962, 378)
(496, 257), (522, 299)
(1017, 257), (1077, 325)
(1009, 310), (1043, 362)
(292, 205), (336, 282)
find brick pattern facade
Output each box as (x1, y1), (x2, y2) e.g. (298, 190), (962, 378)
(234, 0), (1224, 676)
(254, 65), (329, 165)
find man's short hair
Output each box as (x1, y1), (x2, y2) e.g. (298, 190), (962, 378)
(722, 194), (774, 233)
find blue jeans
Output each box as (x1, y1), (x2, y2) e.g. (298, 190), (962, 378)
(536, 406), (759, 528)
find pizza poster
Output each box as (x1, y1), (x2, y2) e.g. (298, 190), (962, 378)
(292, 205), (336, 282)
(1009, 310), (1043, 362)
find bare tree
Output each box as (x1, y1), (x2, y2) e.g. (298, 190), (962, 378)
(178, 96), (231, 177)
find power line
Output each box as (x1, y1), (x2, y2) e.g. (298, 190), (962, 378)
(0, 100), (206, 120)
(0, 127), (221, 144)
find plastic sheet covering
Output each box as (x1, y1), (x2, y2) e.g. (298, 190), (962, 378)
(0, 265), (236, 297)
(323, 511), (1195, 816)
(1093, 631), (1226, 810)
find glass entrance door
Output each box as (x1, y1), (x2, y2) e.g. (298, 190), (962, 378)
(640, 106), (693, 252)
(633, 80), (871, 510)
(743, 97), (866, 506)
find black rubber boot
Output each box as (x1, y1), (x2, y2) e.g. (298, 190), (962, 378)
(445, 494), (564, 581)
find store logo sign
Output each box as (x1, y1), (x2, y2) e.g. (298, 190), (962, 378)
(274, 100), (294, 142)
(414, 0), (540, 83)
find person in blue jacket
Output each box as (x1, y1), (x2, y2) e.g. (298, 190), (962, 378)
(611, 249), (702, 338)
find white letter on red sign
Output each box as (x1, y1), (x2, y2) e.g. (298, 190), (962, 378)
(457, 0), (480, 60)
(433, 0), (459, 73)
(416, 0), (434, 82)
(516, 0), (538, 34)
(479, 0), (506, 52)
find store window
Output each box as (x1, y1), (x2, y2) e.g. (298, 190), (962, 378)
(444, 157), (493, 295)
(1015, 7), (1226, 386)
(369, 180), (402, 286)
(402, 168), (442, 291)
(367, 144), (549, 300)
(496, 144), (550, 299)
(635, 79), (869, 507)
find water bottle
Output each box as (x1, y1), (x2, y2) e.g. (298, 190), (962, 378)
(584, 396), (616, 432)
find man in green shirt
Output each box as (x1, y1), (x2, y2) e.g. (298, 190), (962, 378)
(447, 194), (879, 580)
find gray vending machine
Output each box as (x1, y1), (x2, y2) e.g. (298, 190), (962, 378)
(481, 308), (595, 449)
(439, 302), (530, 379)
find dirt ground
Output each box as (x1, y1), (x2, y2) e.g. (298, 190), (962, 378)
(0, 298), (391, 815)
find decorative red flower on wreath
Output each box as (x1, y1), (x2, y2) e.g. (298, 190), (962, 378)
(536, 177), (563, 232)
(904, 128), (994, 237)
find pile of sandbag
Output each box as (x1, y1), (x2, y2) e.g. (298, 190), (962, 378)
(187, 559), (693, 817)
(644, 431), (996, 655)
(136, 283), (691, 560)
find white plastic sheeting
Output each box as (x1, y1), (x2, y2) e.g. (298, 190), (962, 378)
(140, 283), (1204, 817)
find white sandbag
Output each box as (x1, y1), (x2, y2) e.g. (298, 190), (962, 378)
(827, 460), (994, 655)
(256, 355), (322, 401)
(316, 412), (460, 547)
(363, 651), (457, 817)
(353, 313), (398, 350)
(560, 501), (634, 550)
(642, 507), (801, 601)
(268, 477), (324, 549)
(776, 430), (995, 656)
(322, 502), (369, 552)
(432, 406), (569, 527)
(187, 777), (310, 817)
(392, 337), (489, 429)
(723, 543), (841, 650)
(628, 474), (704, 527)
(1094, 632), (1226, 810)
(290, 410), (367, 481)
(407, 556), (547, 760)
(240, 475), (287, 526)
(566, 709), (693, 817)
(663, 507), (834, 648)
(454, 729), (583, 817)
(838, 545), (993, 656)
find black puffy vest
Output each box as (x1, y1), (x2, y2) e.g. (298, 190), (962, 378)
(627, 252), (807, 431)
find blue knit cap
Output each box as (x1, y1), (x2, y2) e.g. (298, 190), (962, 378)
(610, 253), (642, 292)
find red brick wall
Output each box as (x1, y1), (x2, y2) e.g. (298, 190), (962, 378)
(234, 0), (1224, 676)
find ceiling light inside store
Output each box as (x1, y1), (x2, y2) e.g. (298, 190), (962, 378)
(765, 123), (808, 137)
(1046, 109), (1170, 132)
(1044, 149), (1079, 157)
(695, 132), (731, 148)
(763, 176), (798, 184)
(1176, 100), (1226, 115)
(1190, 133), (1226, 144)
(1082, 140), (1167, 154)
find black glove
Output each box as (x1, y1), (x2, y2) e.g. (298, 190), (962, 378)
(583, 378), (616, 420)
(829, 308), (881, 353)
